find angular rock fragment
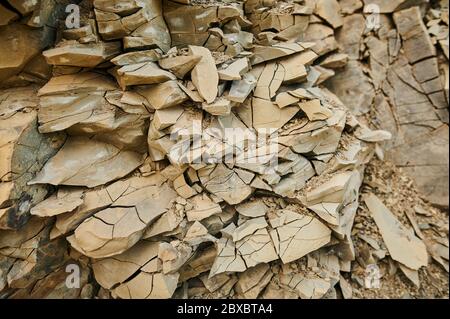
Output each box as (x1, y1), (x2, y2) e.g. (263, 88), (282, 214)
(315, 0), (343, 29)
(29, 137), (144, 188)
(218, 58), (250, 81)
(236, 200), (268, 218)
(394, 7), (436, 64)
(0, 0), (446, 300)
(185, 194), (222, 222)
(189, 46), (219, 103)
(43, 41), (121, 68)
(137, 81), (188, 109)
(227, 74), (257, 103)
(111, 50), (162, 66)
(209, 237), (246, 277)
(0, 24), (51, 84)
(0, 5), (18, 26)
(202, 98), (232, 116)
(68, 179), (176, 258)
(198, 164), (253, 205)
(115, 62), (176, 89)
(251, 42), (310, 65)
(30, 189), (84, 217)
(363, 194), (428, 270)
(235, 263), (273, 298)
(0, 95), (64, 229)
(158, 55), (202, 79)
(268, 210), (331, 263)
(173, 174), (197, 199)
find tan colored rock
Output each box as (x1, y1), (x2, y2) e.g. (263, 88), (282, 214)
(178, 245), (216, 282)
(393, 7), (436, 64)
(144, 209), (184, 238)
(0, 24), (47, 83)
(315, 0), (343, 29)
(158, 55), (202, 79)
(185, 193), (222, 221)
(269, 210), (331, 263)
(30, 189), (84, 217)
(202, 98), (232, 116)
(173, 174), (197, 199)
(275, 92), (300, 108)
(29, 137), (144, 188)
(306, 171), (355, 205)
(38, 72), (117, 96)
(137, 81), (187, 109)
(236, 200), (268, 218)
(295, 277), (331, 299)
(362, 0), (422, 13)
(236, 227), (278, 268)
(189, 46), (219, 103)
(279, 54), (310, 83)
(1, 0), (445, 300)
(307, 202), (340, 226)
(299, 99), (333, 121)
(94, 10), (130, 40)
(235, 263), (273, 299)
(218, 58), (250, 81)
(43, 41), (121, 68)
(209, 237), (246, 277)
(114, 272), (179, 299)
(52, 174), (170, 238)
(67, 206), (151, 258)
(339, 275), (353, 299)
(227, 72), (257, 102)
(0, 93), (65, 229)
(68, 180), (176, 258)
(399, 263), (420, 287)
(92, 241), (160, 289)
(252, 62), (284, 100)
(354, 126), (392, 142)
(320, 53), (349, 69)
(233, 217), (268, 242)
(111, 50), (162, 66)
(93, 0), (142, 14)
(184, 221), (216, 246)
(124, 16), (171, 52)
(0, 4), (18, 26)
(153, 105), (184, 130)
(363, 193), (428, 270)
(251, 97), (299, 130)
(251, 42), (310, 65)
(37, 92), (111, 134)
(198, 164), (253, 205)
(158, 241), (193, 274)
(115, 62), (176, 89)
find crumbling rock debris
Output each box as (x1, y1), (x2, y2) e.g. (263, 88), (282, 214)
(0, 0), (447, 300)
(324, 0), (449, 207)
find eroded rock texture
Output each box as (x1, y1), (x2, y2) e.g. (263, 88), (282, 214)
(324, 1), (449, 207)
(0, 0), (447, 299)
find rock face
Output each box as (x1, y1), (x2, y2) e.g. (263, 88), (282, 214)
(363, 194), (428, 270)
(0, 0), (68, 87)
(324, 3), (449, 208)
(0, 87), (65, 229)
(0, 0), (447, 300)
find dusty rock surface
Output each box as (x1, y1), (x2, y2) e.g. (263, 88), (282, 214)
(0, 0), (447, 299)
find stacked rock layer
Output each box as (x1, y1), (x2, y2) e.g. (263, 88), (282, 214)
(0, 0), (447, 299)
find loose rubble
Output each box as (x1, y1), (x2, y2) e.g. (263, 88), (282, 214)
(0, 0), (447, 299)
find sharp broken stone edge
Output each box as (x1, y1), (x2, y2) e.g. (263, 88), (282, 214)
(0, 0), (447, 299)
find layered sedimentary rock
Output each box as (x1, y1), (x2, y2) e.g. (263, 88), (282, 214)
(323, 1), (449, 207)
(0, 0), (447, 299)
